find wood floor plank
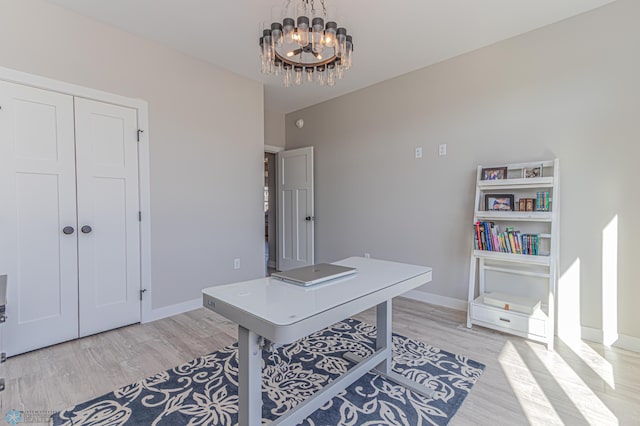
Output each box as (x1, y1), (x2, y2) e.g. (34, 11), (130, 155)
(1, 298), (638, 425)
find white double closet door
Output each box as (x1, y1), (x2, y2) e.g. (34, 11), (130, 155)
(0, 81), (141, 356)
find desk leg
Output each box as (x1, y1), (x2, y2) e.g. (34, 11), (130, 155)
(376, 299), (392, 374)
(345, 298), (435, 399)
(238, 325), (261, 426)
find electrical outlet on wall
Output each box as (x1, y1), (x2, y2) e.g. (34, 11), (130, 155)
(234, 258), (240, 269)
(364, 253), (371, 258)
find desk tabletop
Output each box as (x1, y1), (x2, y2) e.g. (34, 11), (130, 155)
(202, 257), (431, 328)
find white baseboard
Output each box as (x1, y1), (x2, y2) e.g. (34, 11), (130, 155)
(615, 334), (640, 353)
(581, 326), (640, 353)
(402, 290), (467, 312)
(143, 297), (202, 323)
(580, 326), (603, 343)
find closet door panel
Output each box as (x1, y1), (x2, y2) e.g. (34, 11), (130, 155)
(0, 81), (79, 356)
(75, 98), (141, 337)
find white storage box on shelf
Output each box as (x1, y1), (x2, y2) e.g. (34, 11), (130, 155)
(483, 292), (541, 315)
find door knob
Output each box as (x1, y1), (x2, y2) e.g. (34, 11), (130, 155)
(81, 225), (92, 234)
(62, 226), (75, 235)
(305, 216), (312, 221)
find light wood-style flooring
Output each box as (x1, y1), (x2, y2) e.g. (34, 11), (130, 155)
(2, 298), (639, 425)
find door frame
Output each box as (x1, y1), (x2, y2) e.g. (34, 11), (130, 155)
(0, 66), (153, 323)
(264, 145), (284, 271)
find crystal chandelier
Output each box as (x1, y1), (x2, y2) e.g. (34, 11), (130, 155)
(259, 0), (353, 87)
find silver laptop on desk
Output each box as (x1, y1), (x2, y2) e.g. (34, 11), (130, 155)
(271, 263), (357, 286)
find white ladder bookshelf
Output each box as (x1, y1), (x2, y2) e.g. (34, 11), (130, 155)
(466, 159), (559, 350)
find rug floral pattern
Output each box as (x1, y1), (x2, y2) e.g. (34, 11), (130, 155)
(54, 319), (484, 425)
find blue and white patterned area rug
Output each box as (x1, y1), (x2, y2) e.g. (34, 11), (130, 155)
(53, 318), (485, 425)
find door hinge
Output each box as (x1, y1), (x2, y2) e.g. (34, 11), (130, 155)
(0, 378), (5, 392)
(138, 211), (142, 222)
(140, 288), (147, 301)
(137, 129), (144, 142)
(0, 353), (6, 363)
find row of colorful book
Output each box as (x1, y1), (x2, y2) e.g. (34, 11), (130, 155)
(473, 222), (540, 255)
(535, 191), (550, 211)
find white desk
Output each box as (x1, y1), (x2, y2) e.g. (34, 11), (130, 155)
(202, 257), (433, 426)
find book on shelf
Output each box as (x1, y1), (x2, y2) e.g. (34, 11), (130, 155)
(534, 191), (551, 211)
(473, 222), (540, 255)
(516, 192), (551, 212)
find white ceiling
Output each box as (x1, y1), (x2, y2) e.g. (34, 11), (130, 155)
(49, 0), (614, 113)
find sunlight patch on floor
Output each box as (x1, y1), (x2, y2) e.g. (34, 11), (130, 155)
(499, 340), (563, 425)
(527, 341), (619, 425)
(561, 338), (616, 390)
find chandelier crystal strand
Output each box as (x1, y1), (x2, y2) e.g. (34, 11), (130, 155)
(259, 0), (353, 87)
(344, 35), (353, 69)
(294, 66), (303, 85)
(283, 63), (292, 87)
(327, 62), (335, 86)
(316, 65), (325, 85)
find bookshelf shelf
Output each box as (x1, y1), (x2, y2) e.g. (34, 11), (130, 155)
(475, 211), (553, 222)
(472, 250), (551, 266)
(478, 177), (553, 190)
(467, 159), (559, 350)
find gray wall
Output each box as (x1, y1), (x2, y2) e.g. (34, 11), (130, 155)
(0, 0), (265, 310)
(286, 0), (640, 341)
(265, 108), (286, 148)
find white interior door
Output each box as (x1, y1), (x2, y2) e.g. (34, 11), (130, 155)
(277, 147), (314, 271)
(0, 81), (79, 356)
(75, 98), (141, 337)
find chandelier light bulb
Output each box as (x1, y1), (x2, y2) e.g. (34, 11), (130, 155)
(344, 35), (353, 69)
(324, 22), (337, 48)
(263, 29), (274, 61)
(335, 27), (347, 58)
(271, 22), (283, 47)
(312, 17), (324, 54)
(282, 18), (295, 44)
(296, 16), (310, 47)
